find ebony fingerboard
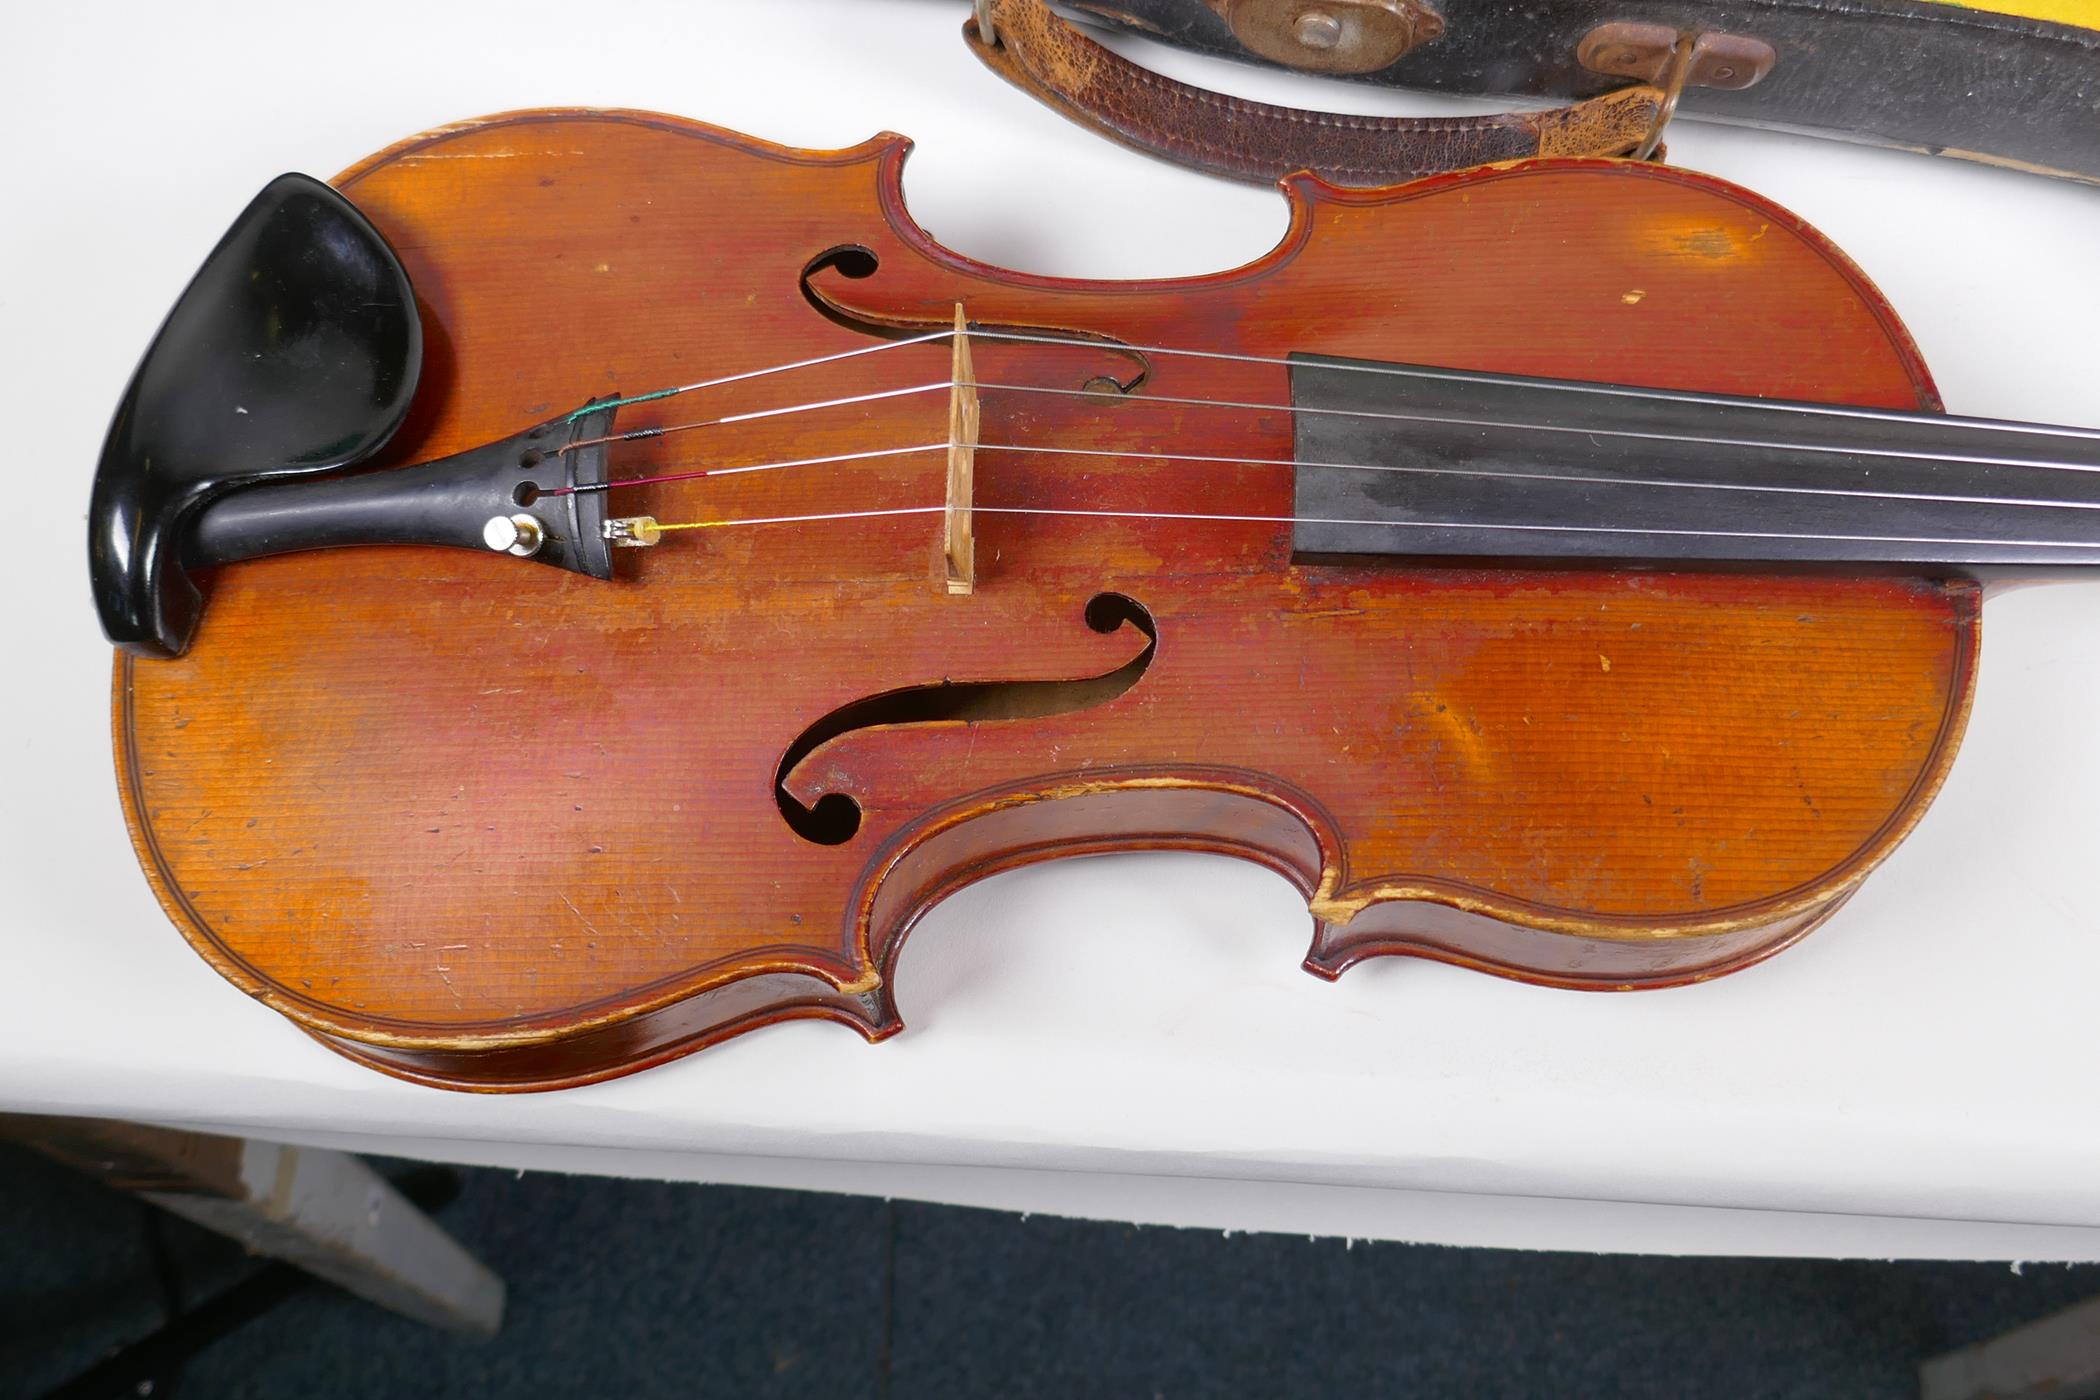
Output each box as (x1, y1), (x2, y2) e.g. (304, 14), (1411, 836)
(1288, 353), (2100, 567)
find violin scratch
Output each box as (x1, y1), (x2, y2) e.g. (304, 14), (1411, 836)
(558, 892), (606, 941)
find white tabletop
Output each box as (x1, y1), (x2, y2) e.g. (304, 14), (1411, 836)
(6, 0), (2100, 1261)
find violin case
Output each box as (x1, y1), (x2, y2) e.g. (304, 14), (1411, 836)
(996, 0), (2100, 183)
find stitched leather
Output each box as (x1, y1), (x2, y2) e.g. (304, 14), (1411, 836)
(969, 0), (1665, 186)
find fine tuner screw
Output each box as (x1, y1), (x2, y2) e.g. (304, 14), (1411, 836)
(482, 514), (545, 557)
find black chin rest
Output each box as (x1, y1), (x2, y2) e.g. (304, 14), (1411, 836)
(88, 173), (422, 658)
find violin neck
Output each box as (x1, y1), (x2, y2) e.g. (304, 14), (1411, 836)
(1288, 354), (2100, 568)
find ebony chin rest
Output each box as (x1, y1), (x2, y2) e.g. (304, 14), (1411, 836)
(89, 174), (423, 658)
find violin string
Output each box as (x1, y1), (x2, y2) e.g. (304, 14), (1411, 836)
(562, 382), (951, 452)
(562, 329), (954, 423)
(541, 443), (948, 496)
(641, 501), (2100, 552)
(959, 329), (2100, 444)
(568, 323), (2100, 445)
(558, 373), (2100, 477)
(964, 381), (2100, 474)
(972, 444), (2100, 512)
(551, 437), (2100, 516)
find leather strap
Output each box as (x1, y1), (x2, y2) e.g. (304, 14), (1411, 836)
(967, 0), (1667, 187)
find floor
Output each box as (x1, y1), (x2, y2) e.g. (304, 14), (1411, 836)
(5, 1143), (2096, 1399)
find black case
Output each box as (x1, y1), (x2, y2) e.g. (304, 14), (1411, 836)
(1066, 0), (2100, 183)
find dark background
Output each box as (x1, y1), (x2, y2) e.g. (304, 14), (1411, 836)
(6, 1141), (2094, 1398)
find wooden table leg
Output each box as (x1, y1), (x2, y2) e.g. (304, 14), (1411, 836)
(1921, 1293), (2100, 1400)
(3, 1114), (504, 1336)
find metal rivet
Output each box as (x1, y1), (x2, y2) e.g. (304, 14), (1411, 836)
(483, 514), (545, 557)
(1294, 10), (1343, 50)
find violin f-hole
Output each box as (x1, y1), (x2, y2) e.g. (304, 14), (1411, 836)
(774, 592), (1157, 845)
(800, 250), (1153, 393)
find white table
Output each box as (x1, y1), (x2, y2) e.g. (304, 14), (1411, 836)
(7, 0), (2100, 1262)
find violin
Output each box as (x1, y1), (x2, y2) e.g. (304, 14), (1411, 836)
(90, 106), (2100, 1091)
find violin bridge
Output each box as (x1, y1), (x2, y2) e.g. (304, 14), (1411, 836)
(943, 304), (978, 595)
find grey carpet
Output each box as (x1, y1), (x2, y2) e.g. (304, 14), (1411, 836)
(4, 1144), (2095, 1398)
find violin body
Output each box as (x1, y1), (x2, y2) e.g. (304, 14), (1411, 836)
(114, 110), (1972, 1090)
